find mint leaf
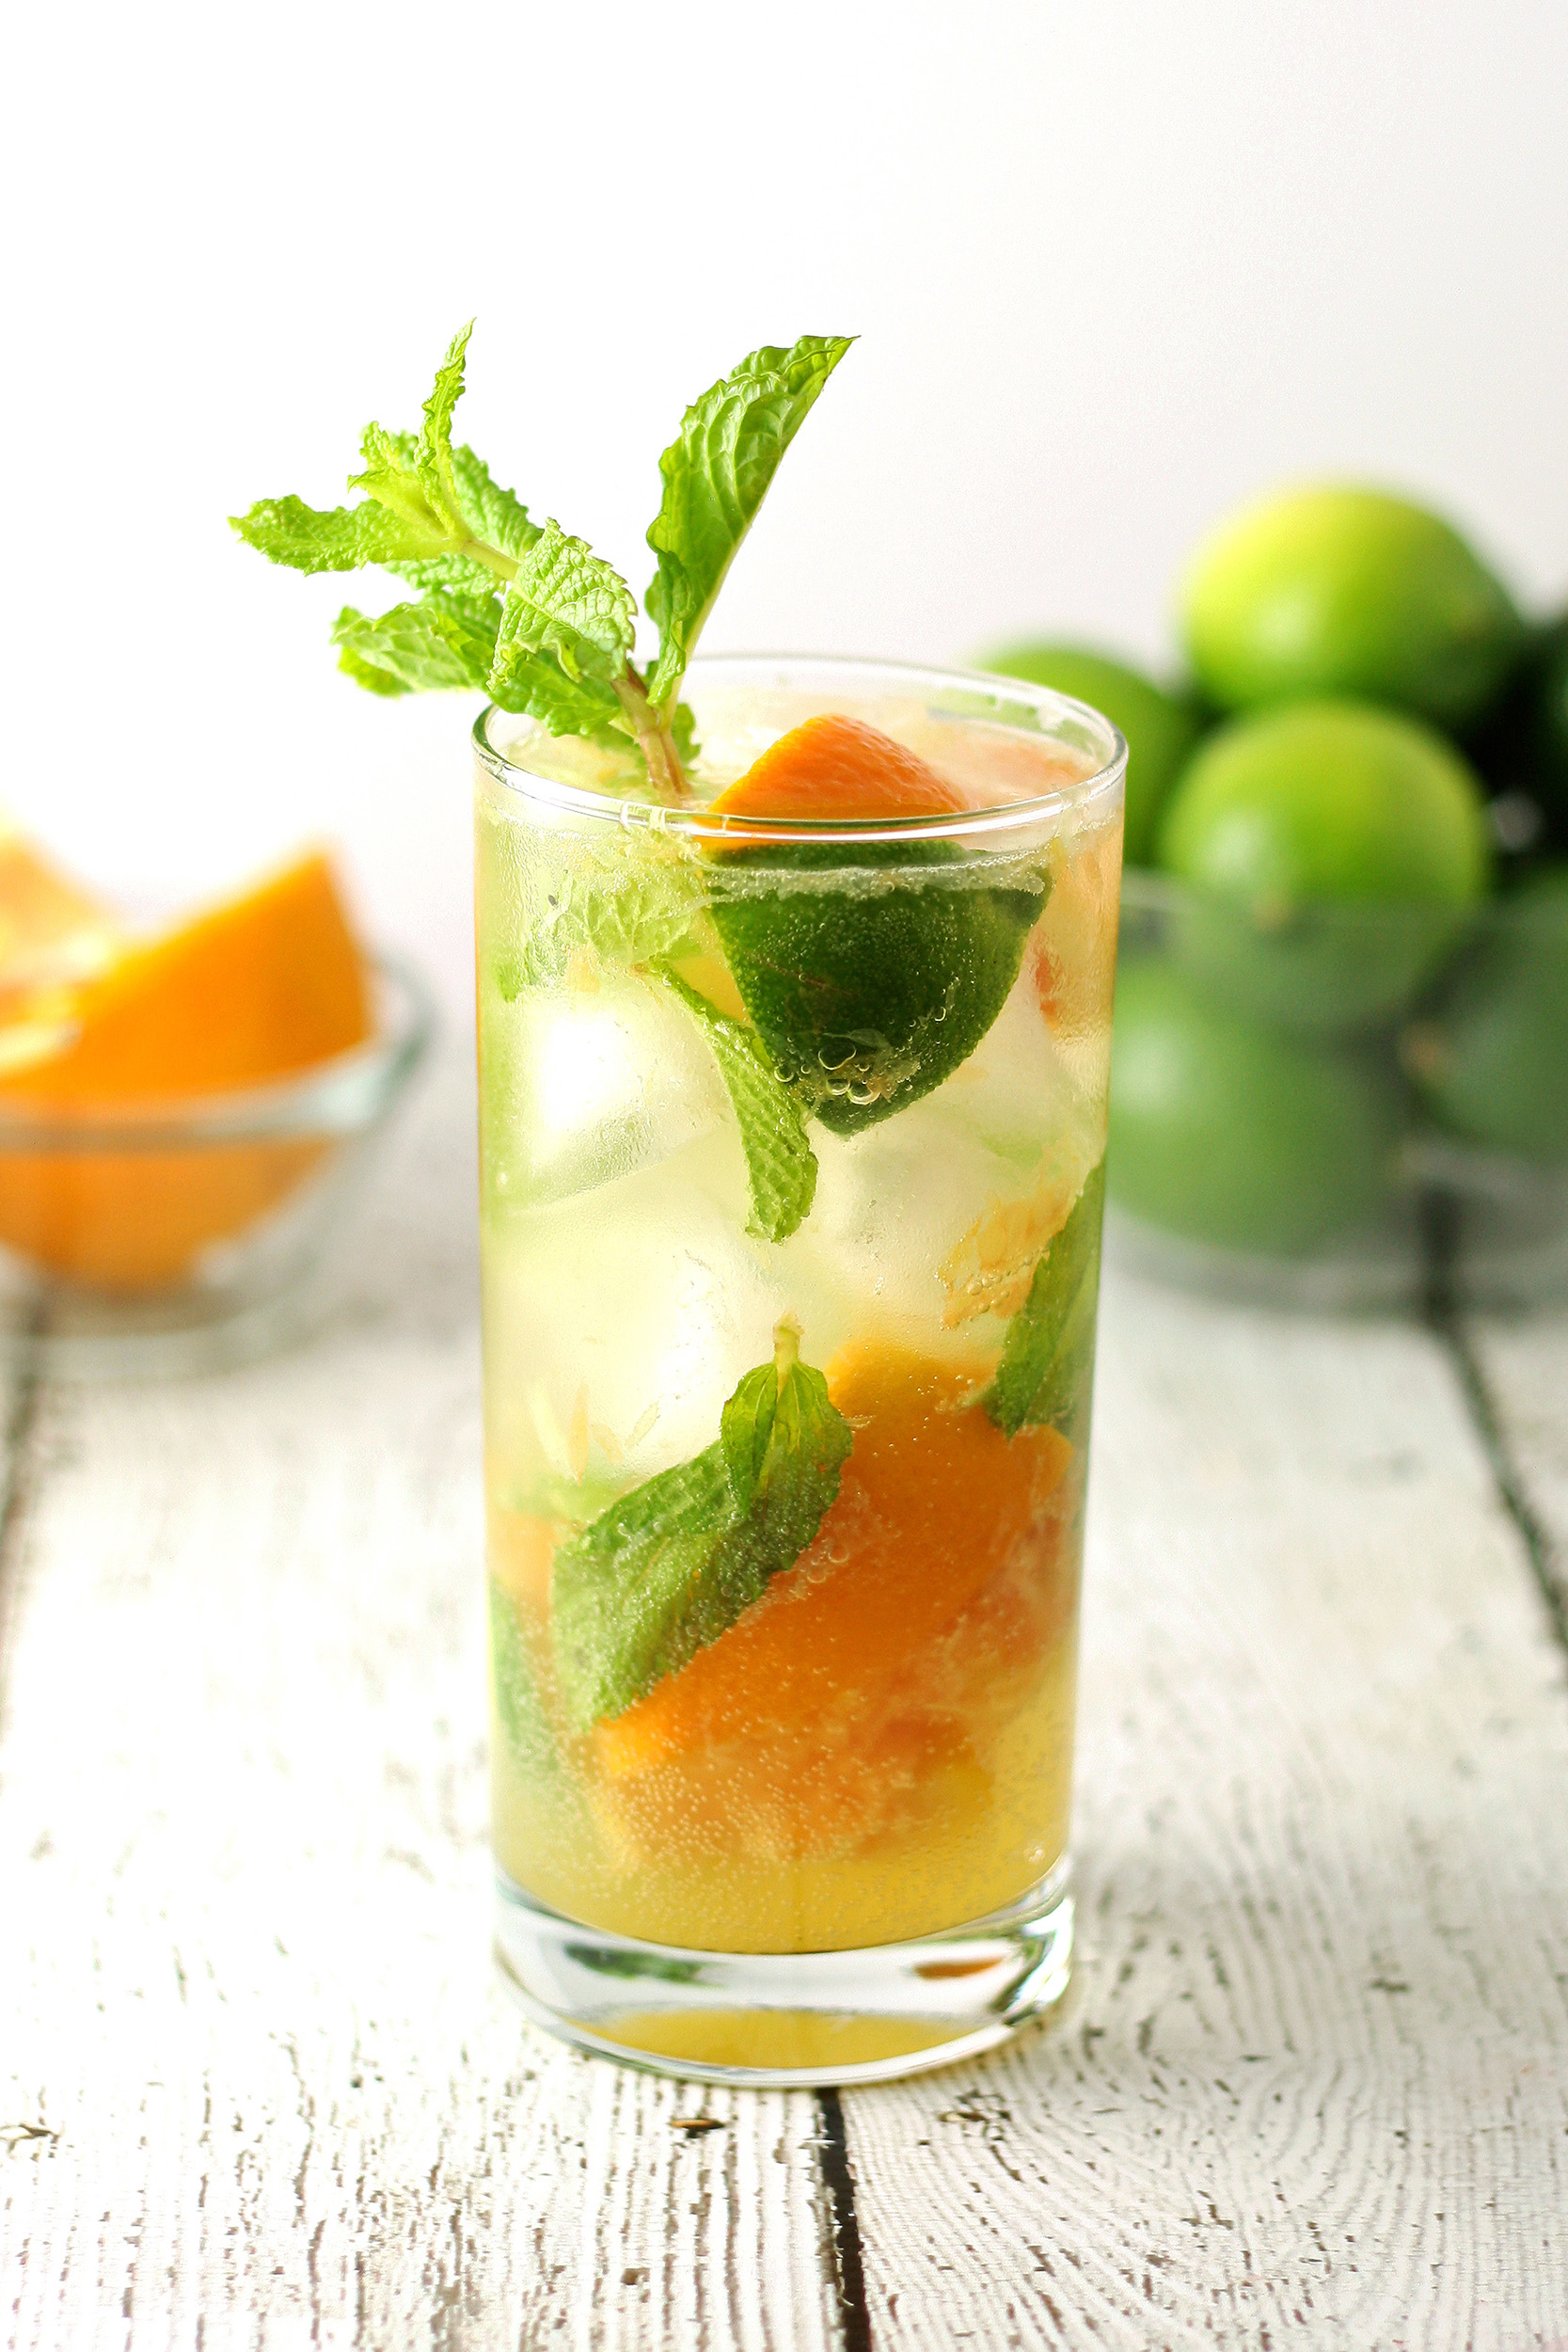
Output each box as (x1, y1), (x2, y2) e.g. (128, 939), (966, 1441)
(487, 639), (629, 739)
(486, 522), (641, 742)
(232, 330), (522, 599)
(657, 970), (816, 1242)
(669, 699), (700, 766)
(351, 419), (459, 545)
(644, 335), (854, 711)
(230, 494), (416, 574)
(504, 865), (705, 993)
(331, 589), (499, 694)
(336, 638), (412, 696)
(489, 1582), (559, 1772)
(551, 1325), (852, 1729)
(351, 323), (474, 547)
(495, 520), (637, 686)
(417, 323), (469, 507)
(451, 443), (540, 561)
(382, 436), (541, 595)
(982, 1158), (1106, 1440)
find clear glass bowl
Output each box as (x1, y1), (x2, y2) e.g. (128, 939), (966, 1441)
(1110, 869), (1568, 1311)
(0, 955), (435, 1375)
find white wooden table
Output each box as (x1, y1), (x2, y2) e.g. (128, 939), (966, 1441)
(4, 1052), (1566, 2351)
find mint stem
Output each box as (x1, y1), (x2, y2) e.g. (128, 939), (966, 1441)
(614, 670), (689, 801)
(772, 1315), (802, 1387)
(462, 537), (520, 588)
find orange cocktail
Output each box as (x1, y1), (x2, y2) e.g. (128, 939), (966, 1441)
(478, 656), (1124, 2084)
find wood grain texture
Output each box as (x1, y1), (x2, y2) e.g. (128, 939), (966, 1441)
(4, 1049), (1568, 2350)
(0, 1057), (839, 2352)
(843, 1279), (1568, 2351)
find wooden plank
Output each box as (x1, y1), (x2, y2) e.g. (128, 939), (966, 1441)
(841, 1274), (1568, 2349)
(0, 1055), (839, 2352)
(1465, 1310), (1568, 1637)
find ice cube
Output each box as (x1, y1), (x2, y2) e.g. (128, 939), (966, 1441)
(773, 966), (1108, 1359)
(483, 1122), (789, 1509)
(480, 968), (729, 1216)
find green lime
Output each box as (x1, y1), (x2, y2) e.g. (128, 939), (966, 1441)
(1108, 960), (1402, 1251)
(1155, 699), (1492, 1031)
(979, 643), (1203, 866)
(1408, 866), (1568, 1162)
(710, 843), (1040, 1136)
(1180, 485), (1523, 729)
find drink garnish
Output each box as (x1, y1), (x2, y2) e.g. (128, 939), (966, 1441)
(705, 716), (1050, 1134)
(550, 1320), (852, 1730)
(653, 970), (817, 1242)
(233, 326), (852, 801)
(706, 713), (971, 822)
(498, 862), (705, 995)
(489, 1584), (562, 1776)
(980, 1157), (1106, 1440)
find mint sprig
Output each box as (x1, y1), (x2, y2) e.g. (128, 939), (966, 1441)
(233, 323), (851, 797)
(657, 970), (817, 1243)
(550, 1321), (852, 1730)
(982, 1157), (1106, 1441)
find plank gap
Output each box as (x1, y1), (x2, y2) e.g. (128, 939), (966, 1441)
(1420, 1183), (1568, 1660)
(815, 2089), (874, 2352)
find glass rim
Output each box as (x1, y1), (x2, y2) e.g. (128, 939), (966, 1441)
(472, 650), (1128, 847)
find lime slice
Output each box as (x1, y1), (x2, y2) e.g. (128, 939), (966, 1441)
(706, 716), (1042, 1135)
(711, 843), (1040, 1136)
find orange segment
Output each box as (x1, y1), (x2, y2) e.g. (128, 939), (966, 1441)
(0, 851), (372, 1291)
(708, 714), (969, 823)
(1, 850), (370, 1104)
(594, 1337), (1075, 1778)
(0, 820), (121, 996)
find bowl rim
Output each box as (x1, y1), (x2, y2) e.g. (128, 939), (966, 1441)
(0, 953), (436, 1150)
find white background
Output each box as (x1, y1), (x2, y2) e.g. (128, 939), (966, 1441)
(4, 0), (1564, 1014)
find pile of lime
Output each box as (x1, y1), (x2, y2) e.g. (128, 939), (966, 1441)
(984, 486), (1568, 1254)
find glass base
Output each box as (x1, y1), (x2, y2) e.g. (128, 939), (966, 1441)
(493, 1860), (1074, 2088)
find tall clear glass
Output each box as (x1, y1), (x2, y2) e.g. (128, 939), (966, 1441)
(476, 655), (1125, 2085)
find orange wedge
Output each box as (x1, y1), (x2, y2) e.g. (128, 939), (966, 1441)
(594, 1337), (1075, 1779)
(0, 818), (121, 997)
(708, 714), (968, 823)
(0, 850), (372, 1291)
(0, 821), (122, 1078)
